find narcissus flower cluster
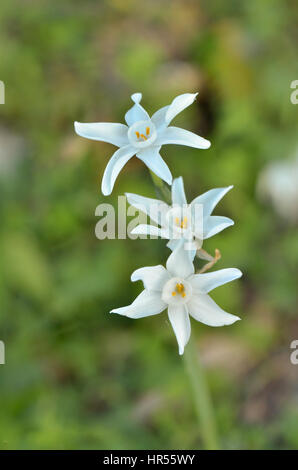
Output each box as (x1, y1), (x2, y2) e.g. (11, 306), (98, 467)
(75, 92), (242, 355)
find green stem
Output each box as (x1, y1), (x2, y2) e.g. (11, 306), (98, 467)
(149, 171), (172, 204)
(184, 339), (220, 450)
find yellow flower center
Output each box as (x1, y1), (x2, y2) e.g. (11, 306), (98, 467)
(172, 282), (186, 298)
(135, 127), (150, 141)
(175, 216), (188, 229)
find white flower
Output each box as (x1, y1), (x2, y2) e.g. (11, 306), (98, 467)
(127, 176), (234, 252)
(111, 240), (242, 355)
(74, 93), (210, 195)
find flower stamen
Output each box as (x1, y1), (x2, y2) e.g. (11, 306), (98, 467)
(181, 216), (188, 229)
(135, 130), (150, 141)
(172, 282), (186, 298)
(175, 216), (188, 229)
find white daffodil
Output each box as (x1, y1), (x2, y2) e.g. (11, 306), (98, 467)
(74, 93), (210, 195)
(127, 177), (234, 253)
(111, 240), (242, 355)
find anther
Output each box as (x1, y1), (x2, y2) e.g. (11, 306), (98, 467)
(177, 283), (184, 293)
(181, 217), (188, 229)
(146, 127), (150, 136)
(135, 131), (140, 138)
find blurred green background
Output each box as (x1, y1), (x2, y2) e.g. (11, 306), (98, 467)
(0, 0), (297, 450)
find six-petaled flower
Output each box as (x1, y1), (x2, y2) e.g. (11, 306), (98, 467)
(75, 93), (210, 195)
(127, 176), (234, 254)
(111, 240), (242, 355)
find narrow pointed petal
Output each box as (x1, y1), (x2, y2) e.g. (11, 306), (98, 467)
(131, 265), (170, 291)
(111, 290), (166, 318)
(125, 93), (150, 126)
(151, 105), (169, 131)
(74, 121), (129, 147)
(165, 93), (198, 125)
(130, 224), (169, 239)
(168, 305), (191, 355)
(101, 145), (136, 196)
(125, 193), (169, 225)
(166, 239), (194, 278)
(137, 146), (173, 185)
(191, 186), (233, 218)
(189, 268), (242, 294)
(188, 293), (240, 327)
(172, 176), (187, 206)
(156, 126), (211, 149)
(203, 216), (234, 239)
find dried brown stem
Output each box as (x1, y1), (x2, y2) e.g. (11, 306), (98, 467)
(197, 248), (221, 274)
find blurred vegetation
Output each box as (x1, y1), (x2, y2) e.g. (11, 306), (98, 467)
(0, 0), (297, 450)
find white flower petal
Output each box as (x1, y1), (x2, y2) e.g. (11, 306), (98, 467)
(125, 193), (169, 225)
(166, 239), (179, 251)
(74, 121), (129, 147)
(167, 239), (197, 263)
(188, 293), (240, 327)
(203, 216), (234, 239)
(131, 265), (170, 291)
(186, 246), (197, 262)
(137, 146), (173, 185)
(130, 224), (169, 238)
(165, 93), (198, 125)
(189, 268), (242, 294)
(191, 186), (233, 218)
(151, 105), (169, 131)
(168, 305), (191, 355)
(101, 145), (136, 195)
(111, 290), (166, 318)
(171, 176), (187, 206)
(125, 93), (150, 126)
(156, 126), (211, 149)
(166, 239), (195, 278)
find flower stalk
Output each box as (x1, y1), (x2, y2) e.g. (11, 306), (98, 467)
(184, 338), (220, 449)
(150, 170), (172, 204)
